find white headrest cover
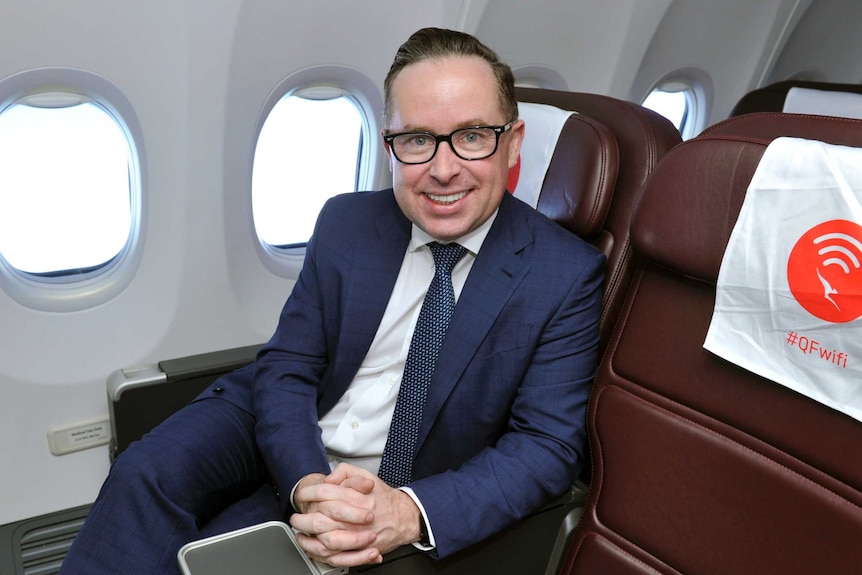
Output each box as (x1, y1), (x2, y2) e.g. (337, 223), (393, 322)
(783, 87), (862, 120)
(510, 102), (576, 208)
(705, 136), (862, 422)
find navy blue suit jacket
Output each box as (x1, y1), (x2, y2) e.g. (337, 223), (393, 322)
(211, 189), (604, 558)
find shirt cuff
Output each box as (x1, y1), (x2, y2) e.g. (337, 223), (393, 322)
(398, 487), (436, 551)
(289, 479), (301, 512)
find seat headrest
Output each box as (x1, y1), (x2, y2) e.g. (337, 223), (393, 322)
(633, 113), (862, 283)
(630, 138), (759, 282)
(783, 87), (862, 119)
(512, 102), (618, 237)
(730, 80), (862, 117)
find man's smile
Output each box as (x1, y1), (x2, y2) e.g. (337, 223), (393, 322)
(425, 190), (468, 204)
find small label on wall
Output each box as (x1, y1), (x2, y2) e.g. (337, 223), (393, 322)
(48, 418), (111, 456)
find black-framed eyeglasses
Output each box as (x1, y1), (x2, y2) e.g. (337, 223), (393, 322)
(383, 123), (513, 165)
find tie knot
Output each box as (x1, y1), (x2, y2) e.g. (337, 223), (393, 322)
(428, 242), (468, 275)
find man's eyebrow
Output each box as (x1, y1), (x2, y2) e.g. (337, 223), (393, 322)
(394, 124), (433, 133)
(392, 119), (497, 133)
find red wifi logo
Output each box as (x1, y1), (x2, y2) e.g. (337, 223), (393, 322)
(787, 219), (862, 323)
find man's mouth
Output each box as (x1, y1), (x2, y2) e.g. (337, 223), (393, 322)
(426, 191), (467, 204)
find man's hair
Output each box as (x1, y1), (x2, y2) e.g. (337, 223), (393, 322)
(383, 27), (518, 128)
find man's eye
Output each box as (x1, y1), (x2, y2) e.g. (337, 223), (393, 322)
(456, 129), (492, 148)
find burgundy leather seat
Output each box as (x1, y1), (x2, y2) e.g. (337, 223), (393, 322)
(517, 87), (682, 353)
(558, 112), (862, 574)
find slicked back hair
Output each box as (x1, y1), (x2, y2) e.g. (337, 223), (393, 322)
(383, 27), (518, 128)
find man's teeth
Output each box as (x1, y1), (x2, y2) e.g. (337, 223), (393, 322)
(427, 191), (467, 204)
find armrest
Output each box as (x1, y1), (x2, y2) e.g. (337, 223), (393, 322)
(354, 481), (588, 574)
(107, 344), (263, 460)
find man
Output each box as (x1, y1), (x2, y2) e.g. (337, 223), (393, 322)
(60, 27), (603, 573)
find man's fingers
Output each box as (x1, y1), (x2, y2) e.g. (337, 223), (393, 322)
(290, 511), (339, 536)
(312, 548), (383, 568)
(340, 475), (376, 494)
(295, 482), (372, 511)
(294, 529), (380, 560)
(290, 502), (373, 534)
(316, 527), (378, 552)
(325, 462), (375, 487)
(320, 499), (374, 524)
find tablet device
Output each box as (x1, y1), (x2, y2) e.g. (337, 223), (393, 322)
(177, 521), (349, 575)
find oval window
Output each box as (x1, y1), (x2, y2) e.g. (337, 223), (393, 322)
(0, 95), (132, 275)
(252, 90), (363, 248)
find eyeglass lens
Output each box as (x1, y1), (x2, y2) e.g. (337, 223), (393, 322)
(392, 127), (500, 163)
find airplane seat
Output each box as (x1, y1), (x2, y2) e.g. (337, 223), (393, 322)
(512, 98), (619, 345)
(516, 87), (682, 353)
(729, 79), (862, 118)
(512, 101), (618, 239)
(514, 88), (681, 497)
(556, 112), (862, 574)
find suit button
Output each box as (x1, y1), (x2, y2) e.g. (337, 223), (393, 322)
(213, 386), (225, 393)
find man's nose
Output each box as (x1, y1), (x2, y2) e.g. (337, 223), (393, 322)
(429, 140), (462, 182)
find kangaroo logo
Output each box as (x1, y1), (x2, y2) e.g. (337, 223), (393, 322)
(787, 219), (862, 323)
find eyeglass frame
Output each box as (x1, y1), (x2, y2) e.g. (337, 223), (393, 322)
(382, 122), (514, 165)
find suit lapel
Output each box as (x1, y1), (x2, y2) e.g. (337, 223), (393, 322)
(417, 194), (533, 446)
(323, 194), (410, 411)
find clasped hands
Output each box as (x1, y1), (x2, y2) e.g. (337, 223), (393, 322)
(291, 462), (422, 567)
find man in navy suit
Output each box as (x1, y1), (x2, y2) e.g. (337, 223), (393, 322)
(60, 27), (603, 573)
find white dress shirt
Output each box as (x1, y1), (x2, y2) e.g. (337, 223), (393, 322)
(317, 211), (496, 470)
(309, 208), (498, 548)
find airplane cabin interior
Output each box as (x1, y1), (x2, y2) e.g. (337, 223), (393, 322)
(1, 1), (861, 573)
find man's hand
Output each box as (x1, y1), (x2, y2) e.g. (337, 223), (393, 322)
(292, 470), (379, 565)
(290, 463), (423, 567)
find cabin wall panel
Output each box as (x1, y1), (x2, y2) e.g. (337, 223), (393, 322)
(0, 0), (193, 525)
(478, 0), (644, 96)
(768, 0), (862, 83)
(628, 0), (805, 127)
(0, 0), (498, 527)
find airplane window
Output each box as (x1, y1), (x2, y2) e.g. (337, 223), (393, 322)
(0, 96), (132, 275)
(643, 88), (690, 134)
(252, 93), (363, 248)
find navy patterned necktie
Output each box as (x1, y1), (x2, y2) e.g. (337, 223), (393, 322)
(378, 241), (468, 487)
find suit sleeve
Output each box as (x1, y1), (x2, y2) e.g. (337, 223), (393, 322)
(252, 204), (332, 511)
(408, 247), (605, 558)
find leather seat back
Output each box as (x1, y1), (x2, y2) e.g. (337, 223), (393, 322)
(559, 112), (862, 574)
(516, 87), (682, 352)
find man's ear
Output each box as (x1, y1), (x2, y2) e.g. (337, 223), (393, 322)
(507, 119), (525, 169)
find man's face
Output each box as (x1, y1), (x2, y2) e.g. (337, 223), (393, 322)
(384, 56), (524, 242)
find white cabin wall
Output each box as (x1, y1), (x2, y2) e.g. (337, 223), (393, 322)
(628, 0), (810, 128)
(767, 0), (862, 83)
(477, 0), (665, 97)
(0, 0), (494, 525)
(0, 0), (195, 525)
(604, 0), (676, 100)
